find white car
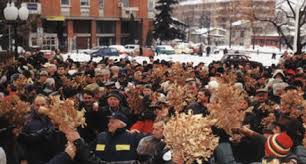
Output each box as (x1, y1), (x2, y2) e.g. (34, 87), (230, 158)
(174, 43), (193, 54)
(109, 45), (128, 56)
(155, 45), (176, 55)
(125, 44), (140, 56)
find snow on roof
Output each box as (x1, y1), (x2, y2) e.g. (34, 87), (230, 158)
(179, 0), (232, 6)
(191, 27), (226, 35)
(232, 20), (250, 26)
(171, 17), (187, 26)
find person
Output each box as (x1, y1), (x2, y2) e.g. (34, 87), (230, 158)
(184, 88), (211, 116)
(75, 112), (144, 163)
(272, 53), (276, 59)
(223, 48), (228, 55)
(45, 142), (76, 164)
(206, 46), (211, 57)
(19, 95), (66, 164)
(137, 120), (172, 164)
(198, 44), (203, 56)
(78, 89), (105, 142)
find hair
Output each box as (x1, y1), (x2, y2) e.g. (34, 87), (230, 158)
(83, 90), (95, 97)
(34, 94), (49, 104)
(198, 88), (211, 98)
(153, 119), (166, 128)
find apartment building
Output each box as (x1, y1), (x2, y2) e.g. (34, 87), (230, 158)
(23, 0), (155, 51)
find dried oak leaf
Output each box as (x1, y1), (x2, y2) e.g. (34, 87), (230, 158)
(38, 96), (86, 132)
(167, 83), (187, 112)
(0, 95), (30, 128)
(280, 90), (305, 119)
(207, 82), (247, 137)
(126, 87), (145, 114)
(163, 113), (219, 163)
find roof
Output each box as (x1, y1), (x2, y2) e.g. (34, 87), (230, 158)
(179, 0), (232, 6)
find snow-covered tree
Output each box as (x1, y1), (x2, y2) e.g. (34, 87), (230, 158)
(153, 0), (185, 41)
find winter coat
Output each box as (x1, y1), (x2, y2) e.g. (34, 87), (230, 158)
(46, 152), (73, 164)
(293, 145), (306, 164)
(184, 102), (209, 116)
(92, 128), (144, 163)
(78, 102), (106, 143)
(19, 110), (66, 164)
(137, 136), (170, 164)
(130, 120), (154, 134)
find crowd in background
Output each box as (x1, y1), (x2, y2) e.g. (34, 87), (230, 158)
(0, 49), (305, 164)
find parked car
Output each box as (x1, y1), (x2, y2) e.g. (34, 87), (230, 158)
(81, 46), (106, 54)
(174, 43), (193, 54)
(90, 47), (119, 57)
(221, 53), (250, 63)
(109, 45), (128, 56)
(125, 44), (140, 56)
(155, 45), (176, 55)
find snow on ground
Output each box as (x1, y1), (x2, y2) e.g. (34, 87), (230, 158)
(62, 51), (280, 67)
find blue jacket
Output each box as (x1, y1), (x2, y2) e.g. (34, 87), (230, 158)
(93, 128), (144, 162)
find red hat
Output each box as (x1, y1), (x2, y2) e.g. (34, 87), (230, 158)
(265, 132), (293, 158)
(286, 69), (296, 76)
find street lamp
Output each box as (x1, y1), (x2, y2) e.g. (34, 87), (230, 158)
(3, 2), (29, 58)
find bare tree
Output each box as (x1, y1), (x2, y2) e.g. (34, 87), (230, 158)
(250, 0), (306, 54)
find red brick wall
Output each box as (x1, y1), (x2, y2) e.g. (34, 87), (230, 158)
(90, 0), (99, 17)
(129, 0), (148, 18)
(104, 0), (120, 17)
(71, 0), (81, 16)
(67, 20), (74, 39)
(91, 20), (97, 47)
(115, 21), (121, 44)
(41, 0), (61, 16)
(142, 19), (151, 45)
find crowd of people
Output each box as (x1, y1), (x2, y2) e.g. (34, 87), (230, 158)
(0, 49), (305, 164)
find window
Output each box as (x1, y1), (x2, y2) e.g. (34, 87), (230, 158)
(240, 31), (245, 38)
(148, 0), (154, 11)
(61, 0), (69, 6)
(81, 0), (89, 6)
(99, 0), (104, 8)
(122, 0), (129, 7)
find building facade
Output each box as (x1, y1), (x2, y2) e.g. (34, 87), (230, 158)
(173, 0), (276, 45)
(24, 0), (155, 51)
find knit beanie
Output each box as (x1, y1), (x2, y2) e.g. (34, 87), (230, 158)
(265, 132), (293, 158)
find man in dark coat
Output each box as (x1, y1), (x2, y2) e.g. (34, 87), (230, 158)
(137, 120), (172, 164)
(78, 90), (105, 143)
(99, 91), (132, 129)
(74, 112), (144, 164)
(18, 95), (66, 164)
(184, 88), (210, 116)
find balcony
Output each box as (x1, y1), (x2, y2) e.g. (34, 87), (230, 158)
(121, 7), (139, 18)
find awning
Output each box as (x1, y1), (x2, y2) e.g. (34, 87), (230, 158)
(46, 16), (65, 21)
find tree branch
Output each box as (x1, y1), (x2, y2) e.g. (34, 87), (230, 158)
(286, 0), (296, 18)
(256, 17), (293, 50)
(279, 8), (295, 19)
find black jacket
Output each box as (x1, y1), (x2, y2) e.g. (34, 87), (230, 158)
(46, 152), (73, 164)
(92, 128), (144, 162)
(18, 111), (66, 164)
